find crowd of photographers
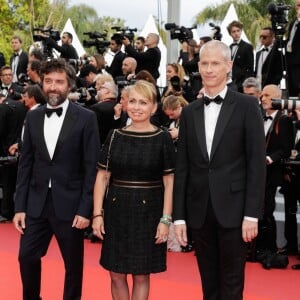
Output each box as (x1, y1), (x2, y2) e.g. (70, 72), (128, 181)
(0, 0), (300, 267)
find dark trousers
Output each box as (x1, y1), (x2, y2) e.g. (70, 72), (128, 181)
(283, 173), (300, 250)
(191, 201), (247, 300)
(256, 182), (278, 252)
(18, 190), (84, 300)
(0, 163), (17, 219)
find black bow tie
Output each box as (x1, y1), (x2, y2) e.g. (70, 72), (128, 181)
(14, 53), (19, 57)
(45, 107), (63, 117)
(203, 95), (223, 106)
(263, 115), (273, 121)
(262, 48), (269, 52)
(231, 42), (239, 47)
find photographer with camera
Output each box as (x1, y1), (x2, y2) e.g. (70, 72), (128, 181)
(255, 85), (294, 262)
(123, 33), (161, 80)
(286, 0), (300, 97)
(44, 32), (79, 60)
(0, 66), (23, 101)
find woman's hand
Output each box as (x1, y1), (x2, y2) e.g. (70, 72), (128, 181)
(92, 216), (105, 240)
(155, 222), (169, 244)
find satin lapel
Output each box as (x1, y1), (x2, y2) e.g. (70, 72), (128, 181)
(52, 103), (77, 161)
(210, 92), (236, 160)
(36, 108), (51, 161)
(193, 100), (209, 161)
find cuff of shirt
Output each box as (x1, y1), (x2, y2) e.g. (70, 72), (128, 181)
(244, 216), (258, 222)
(266, 156), (273, 165)
(174, 220), (186, 225)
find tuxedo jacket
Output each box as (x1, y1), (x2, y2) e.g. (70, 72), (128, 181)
(10, 51), (28, 79)
(14, 101), (100, 220)
(173, 89), (266, 229)
(265, 111), (294, 186)
(255, 43), (283, 87)
(286, 19), (300, 65)
(90, 99), (117, 144)
(231, 40), (254, 90)
(125, 45), (161, 79)
(106, 51), (126, 79)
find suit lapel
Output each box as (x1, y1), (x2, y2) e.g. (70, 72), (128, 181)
(192, 100), (209, 161)
(35, 108), (51, 161)
(210, 91), (236, 160)
(52, 102), (77, 160)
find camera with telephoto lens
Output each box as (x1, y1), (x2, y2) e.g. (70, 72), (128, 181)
(76, 87), (97, 103)
(115, 75), (137, 88)
(18, 73), (30, 86)
(165, 23), (196, 43)
(68, 58), (90, 69)
(111, 26), (137, 42)
(83, 31), (110, 54)
(170, 76), (181, 92)
(267, 1), (291, 36)
(271, 98), (300, 110)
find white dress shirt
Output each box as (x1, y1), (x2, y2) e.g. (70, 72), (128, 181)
(44, 99), (69, 187)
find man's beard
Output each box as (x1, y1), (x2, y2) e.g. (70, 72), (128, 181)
(46, 93), (67, 107)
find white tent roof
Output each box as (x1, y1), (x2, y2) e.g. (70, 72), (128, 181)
(220, 3), (250, 46)
(59, 18), (86, 57)
(139, 14), (167, 88)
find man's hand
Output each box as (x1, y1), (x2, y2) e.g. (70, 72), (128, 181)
(8, 143), (19, 156)
(114, 103), (122, 118)
(242, 219), (258, 243)
(72, 215), (90, 229)
(13, 212), (26, 234)
(174, 223), (188, 246)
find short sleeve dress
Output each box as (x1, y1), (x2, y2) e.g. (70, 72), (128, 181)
(98, 127), (175, 275)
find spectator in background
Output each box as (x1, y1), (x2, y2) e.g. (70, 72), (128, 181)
(106, 34), (126, 79)
(135, 36), (145, 53)
(29, 48), (44, 62)
(286, 0), (300, 97)
(121, 57), (137, 80)
(123, 33), (161, 80)
(89, 54), (106, 74)
(255, 27), (282, 89)
(0, 66), (23, 100)
(10, 36), (29, 83)
(227, 20), (254, 92)
(27, 60), (42, 86)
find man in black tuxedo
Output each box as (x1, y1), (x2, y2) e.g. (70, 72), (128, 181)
(173, 40), (266, 300)
(255, 27), (282, 89)
(286, 0), (300, 97)
(256, 84), (294, 253)
(227, 21), (254, 92)
(123, 33), (161, 80)
(10, 36), (29, 83)
(0, 66), (23, 100)
(13, 59), (100, 300)
(106, 34), (126, 80)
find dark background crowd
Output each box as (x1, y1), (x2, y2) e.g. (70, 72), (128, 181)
(0, 0), (300, 270)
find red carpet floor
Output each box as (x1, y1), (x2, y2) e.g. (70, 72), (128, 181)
(0, 222), (299, 300)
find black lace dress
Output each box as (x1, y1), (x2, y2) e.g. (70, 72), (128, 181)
(98, 128), (175, 274)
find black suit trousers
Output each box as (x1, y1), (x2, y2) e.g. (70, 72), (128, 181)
(18, 190), (84, 300)
(191, 200), (247, 300)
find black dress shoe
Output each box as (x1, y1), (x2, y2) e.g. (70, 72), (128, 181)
(292, 264), (300, 270)
(181, 243), (194, 253)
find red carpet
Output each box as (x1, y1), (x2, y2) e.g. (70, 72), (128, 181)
(0, 223), (299, 299)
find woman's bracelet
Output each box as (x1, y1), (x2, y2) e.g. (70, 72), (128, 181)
(160, 214), (172, 226)
(93, 209), (104, 219)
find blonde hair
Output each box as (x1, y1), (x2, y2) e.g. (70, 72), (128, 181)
(130, 80), (157, 104)
(162, 94), (189, 111)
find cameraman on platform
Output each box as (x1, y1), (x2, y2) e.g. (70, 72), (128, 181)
(44, 32), (79, 60)
(122, 33), (161, 81)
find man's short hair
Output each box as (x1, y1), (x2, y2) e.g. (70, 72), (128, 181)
(79, 64), (98, 78)
(25, 84), (46, 104)
(111, 34), (123, 45)
(63, 32), (73, 42)
(136, 36), (145, 43)
(227, 20), (243, 34)
(11, 35), (23, 43)
(28, 60), (41, 73)
(200, 36), (212, 44)
(101, 81), (118, 98)
(242, 77), (260, 90)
